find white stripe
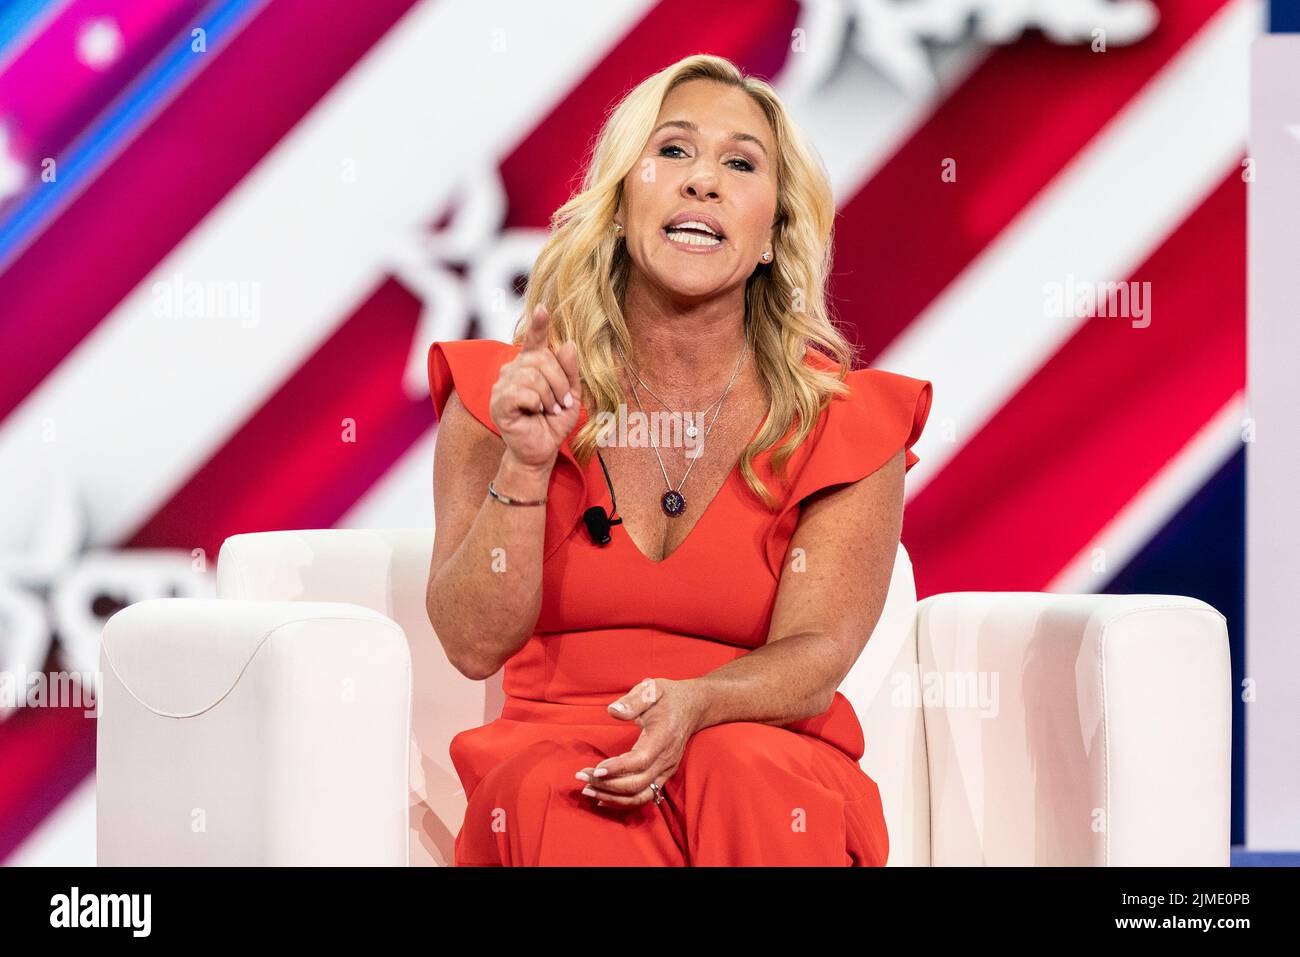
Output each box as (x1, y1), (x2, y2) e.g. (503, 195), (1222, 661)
(0, 0), (653, 547)
(343, 429), (438, 529)
(875, 0), (1260, 501)
(1046, 392), (1246, 593)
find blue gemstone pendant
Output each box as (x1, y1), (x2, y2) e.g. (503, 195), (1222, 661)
(661, 490), (686, 516)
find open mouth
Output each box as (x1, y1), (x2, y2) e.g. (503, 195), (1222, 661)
(663, 220), (725, 248)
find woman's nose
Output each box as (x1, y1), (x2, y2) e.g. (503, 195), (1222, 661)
(682, 167), (720, 200)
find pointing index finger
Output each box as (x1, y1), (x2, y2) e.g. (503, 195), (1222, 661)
(521, 303), (550, 353)
(555, 340), (581, 398)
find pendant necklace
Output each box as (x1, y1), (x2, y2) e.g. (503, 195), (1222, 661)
(619, 340), (749, 517)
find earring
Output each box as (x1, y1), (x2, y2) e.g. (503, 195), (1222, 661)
(613, 222), (623, 234)
(760, 250), (771, 262)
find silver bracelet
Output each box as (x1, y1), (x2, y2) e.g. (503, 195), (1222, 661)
(487, 478), (547, 507)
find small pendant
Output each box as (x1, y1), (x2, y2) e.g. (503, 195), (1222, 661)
(685, 424), (699, 439)
(661, 490), (686, 516)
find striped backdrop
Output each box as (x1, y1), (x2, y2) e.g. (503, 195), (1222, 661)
(0, 0), (1262, 863)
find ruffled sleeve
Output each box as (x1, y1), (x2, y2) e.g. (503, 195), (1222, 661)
(427, 338), (521, 435)
(762, 366), (933, 578)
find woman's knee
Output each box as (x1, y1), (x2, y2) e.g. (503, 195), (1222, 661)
(459, 739), (611, 858)
(679, 722), (791, 781)
(471, 738), (604, 810)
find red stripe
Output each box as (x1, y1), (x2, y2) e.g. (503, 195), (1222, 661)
(0, 0), (425, 422)
(830, 0), (1229, 359)
(0, 694), (97, 862)
(903, 167), (1246, 597)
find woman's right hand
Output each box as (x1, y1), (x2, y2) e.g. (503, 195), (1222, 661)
(490, 303), (584, 472)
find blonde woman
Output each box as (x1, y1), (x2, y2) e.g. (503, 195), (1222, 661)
(426, 53), (932, 866)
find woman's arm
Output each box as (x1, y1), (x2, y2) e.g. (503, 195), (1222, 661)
(682, 447), (906, 730)
(425, 390), (554, 680)
(426, 307), (582, 680)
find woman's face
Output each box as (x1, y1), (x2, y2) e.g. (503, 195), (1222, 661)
(616, 78), (778, 302)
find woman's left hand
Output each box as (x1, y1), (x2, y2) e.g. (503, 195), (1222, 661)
(574, 677), (706, 808)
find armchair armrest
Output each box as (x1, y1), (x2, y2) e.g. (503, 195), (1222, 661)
(96, 598), (411, 866)
(915, 592), (1230, 866)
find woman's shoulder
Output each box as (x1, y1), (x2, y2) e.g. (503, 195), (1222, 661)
(426, 337), (522, 434)
(837, 365), (934, 472)
(791, 345), (934, 479)
(798, 346), (933, 466)
(759, 348), (934, 575)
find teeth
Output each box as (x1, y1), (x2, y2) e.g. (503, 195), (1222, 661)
(666, 230), (721, 247)
(667, 220), (720, 236)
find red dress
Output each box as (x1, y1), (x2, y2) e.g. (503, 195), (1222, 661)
(427, 338), (933, 866)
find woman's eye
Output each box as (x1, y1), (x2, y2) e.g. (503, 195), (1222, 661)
(657, 144), (753, 172)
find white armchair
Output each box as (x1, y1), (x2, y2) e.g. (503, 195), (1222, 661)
(96, 528), (1231, 866)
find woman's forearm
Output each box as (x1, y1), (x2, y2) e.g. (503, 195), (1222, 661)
(683, 631), (854, 732)
(426, 451), (554, 679)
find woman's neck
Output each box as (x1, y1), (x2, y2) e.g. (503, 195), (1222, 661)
(619, 275), (750, 396)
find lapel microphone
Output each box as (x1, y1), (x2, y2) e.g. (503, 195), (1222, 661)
(584, 448), (623, 546)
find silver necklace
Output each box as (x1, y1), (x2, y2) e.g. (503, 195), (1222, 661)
(617, 345), (730, 439)
(619, 341), (749, 517)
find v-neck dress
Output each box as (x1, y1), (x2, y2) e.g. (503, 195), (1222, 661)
(427, 337), (933, 866)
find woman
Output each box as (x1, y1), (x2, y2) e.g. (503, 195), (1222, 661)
(426, 54), (932, 866)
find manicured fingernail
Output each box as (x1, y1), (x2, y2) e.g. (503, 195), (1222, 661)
(582, 787), (597, 797)
(552, 402), (562, 415)
(593, 768), (608, 778)
(609, 703), (627, 713)
(563, 392), (573, 408)
(575, 771), (590, 782)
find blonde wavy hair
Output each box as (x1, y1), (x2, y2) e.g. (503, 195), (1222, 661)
(512, 53), (858, 509)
